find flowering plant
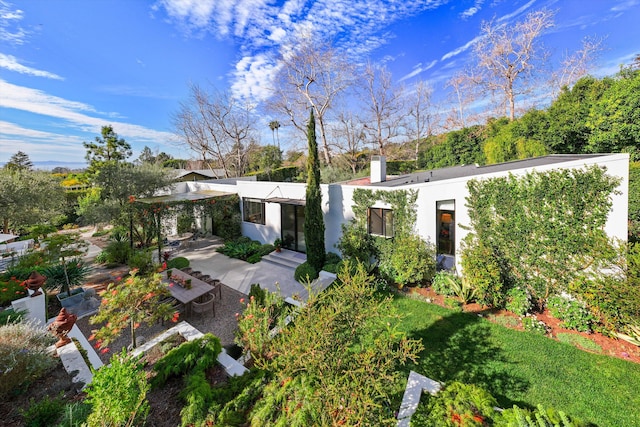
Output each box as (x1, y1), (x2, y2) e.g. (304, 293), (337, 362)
(90, 270), (179, 351)
(170, 275), (192, 289)
(0, 277), (28, 306)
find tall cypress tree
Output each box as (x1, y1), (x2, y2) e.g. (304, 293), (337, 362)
(304, 108), (326, 271)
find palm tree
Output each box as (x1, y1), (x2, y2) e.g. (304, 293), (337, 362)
(269, 120), (281, 150)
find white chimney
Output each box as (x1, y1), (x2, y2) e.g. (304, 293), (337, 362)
(371, 155), (386, 183)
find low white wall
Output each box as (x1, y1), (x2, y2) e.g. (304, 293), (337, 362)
(11, 290), (46, 326)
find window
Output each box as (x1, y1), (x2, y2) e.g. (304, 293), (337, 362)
(436, 200), (455, 255)
(368, 207), (394, 238)
(242, 198), (265, 225)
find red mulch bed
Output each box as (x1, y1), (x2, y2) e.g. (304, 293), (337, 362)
(410, 287), (640, 364)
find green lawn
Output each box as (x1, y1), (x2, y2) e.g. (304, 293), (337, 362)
(394, 295), (640, 427)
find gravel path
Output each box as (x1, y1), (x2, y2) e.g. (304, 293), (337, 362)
(75, 283), (245, 365)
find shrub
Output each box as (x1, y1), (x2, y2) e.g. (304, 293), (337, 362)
(415, 381), (498, 426)
(522, 315), (549, 335)
(21, 394), (65, 427)
(167, 256), (189, 270)
(335, 222), (376, 264)
(0, 320), (57, 398)
(214, 371), (267, 426)
(180, 370), (215, 426)
(94, 250), (109, 264)
(294, 261), (318, 282)
(2, 266), (46, 281)
(431, 271), (458, 296)
(152, 334), (222, 387)
(497, 403), (588, 426)
(247, 253), (262, 264)
(506, 287), (533, 316)
(460, 240), (505, 307)
(322, 262), (339, 273)
(247, 261), (423, 425)
(128, 249), (153, 274)
(547, 295), (597, 333)
(57, 402), (92, 427)
(217, 239), (262, 261)
(236, 290), (287, 363)
(324, 251), (342, 265)
(12, 251), (49, 270)
(103, 239), (131, 264)
(41, 259), (90, 292)
(258, 244), (275, 256)
(569, 243), (640, 333)
(248, 283), (267, 306)
(85, 350), (150, 427)
(0, 276), (28, 306)
(378, 234), (436, 288)
(0, 308), (25, 325)
(91, 229), (110, 238)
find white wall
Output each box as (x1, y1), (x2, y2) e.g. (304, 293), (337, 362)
(174, 154), (629, 267)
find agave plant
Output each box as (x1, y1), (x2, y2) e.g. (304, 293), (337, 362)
(42, 259), (91, 295)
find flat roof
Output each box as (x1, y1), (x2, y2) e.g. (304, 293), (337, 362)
(369, 154), (605, 188)
(137, 190), (234, 204)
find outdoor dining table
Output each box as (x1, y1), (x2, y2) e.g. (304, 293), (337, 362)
(164, 269), (214, 316)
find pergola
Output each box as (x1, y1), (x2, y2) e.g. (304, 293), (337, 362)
(133, 190), (236, 260)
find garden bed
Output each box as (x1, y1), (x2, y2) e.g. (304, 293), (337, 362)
(409, 286), (640, 364)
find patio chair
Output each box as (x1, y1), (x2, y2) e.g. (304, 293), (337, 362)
(205, 279), (222, 300)
(191, 292), (215, 319)
(181, 267), (193, 274)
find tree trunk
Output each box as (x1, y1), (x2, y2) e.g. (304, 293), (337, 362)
(131, 319), (137, 349)
(317, 116), (332, 165)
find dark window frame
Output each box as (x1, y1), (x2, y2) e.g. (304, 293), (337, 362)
(368, 207), (394, 238)
(242, 198), (265, 225)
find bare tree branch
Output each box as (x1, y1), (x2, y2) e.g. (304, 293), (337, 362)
(470, 9), (555, 120)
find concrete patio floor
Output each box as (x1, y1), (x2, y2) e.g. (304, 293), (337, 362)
(171, 238), (334, 300)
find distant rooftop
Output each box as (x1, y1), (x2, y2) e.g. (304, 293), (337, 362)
(365, 154), (605, 188)
(137, 189), (234, 204)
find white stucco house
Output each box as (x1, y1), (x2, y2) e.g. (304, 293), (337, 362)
(163, 153), (629, 270)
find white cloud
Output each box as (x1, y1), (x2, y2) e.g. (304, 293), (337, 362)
(611, 0), (639, 12)
(0, 121), (87, 162)
(399, 60), (437, 81)
(0, 0), (28, 44)
(460, 0), (485, 20)
(441, 34), (483, 61)
(0, 79), (176, 150)
(156, 0), (449, 104)
(231, 54), (281, 103)
(496, 0), (536, 23)
(0, 53), (63, 80)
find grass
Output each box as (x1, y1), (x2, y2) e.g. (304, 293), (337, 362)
(556, 332), (603, 354)
(394, 295), (640, 427)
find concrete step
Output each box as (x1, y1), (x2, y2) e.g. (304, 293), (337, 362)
(261, 249), (306, 270)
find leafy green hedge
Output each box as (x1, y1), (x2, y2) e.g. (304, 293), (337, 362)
(462, 166), (620, 306)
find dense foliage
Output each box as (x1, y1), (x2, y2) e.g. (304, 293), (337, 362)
(85, 350), (149, 427)
(338, 188), (436, 287)
(304, 108), (326, 271)
(462, 166), (620, 305)
(0, 168), (65, 234)
(0, 320), (57, 399)
(243, 262), (422, 426)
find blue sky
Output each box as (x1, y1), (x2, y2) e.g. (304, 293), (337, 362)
(1, 0), (638, 167)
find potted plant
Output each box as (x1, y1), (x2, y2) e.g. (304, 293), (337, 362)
(274, 238), (282, 253)
(185, 278), (192, 289)
(43, 233), (89, 308)
(166, 268), (173, 278)
(48, 260), (91, 307)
